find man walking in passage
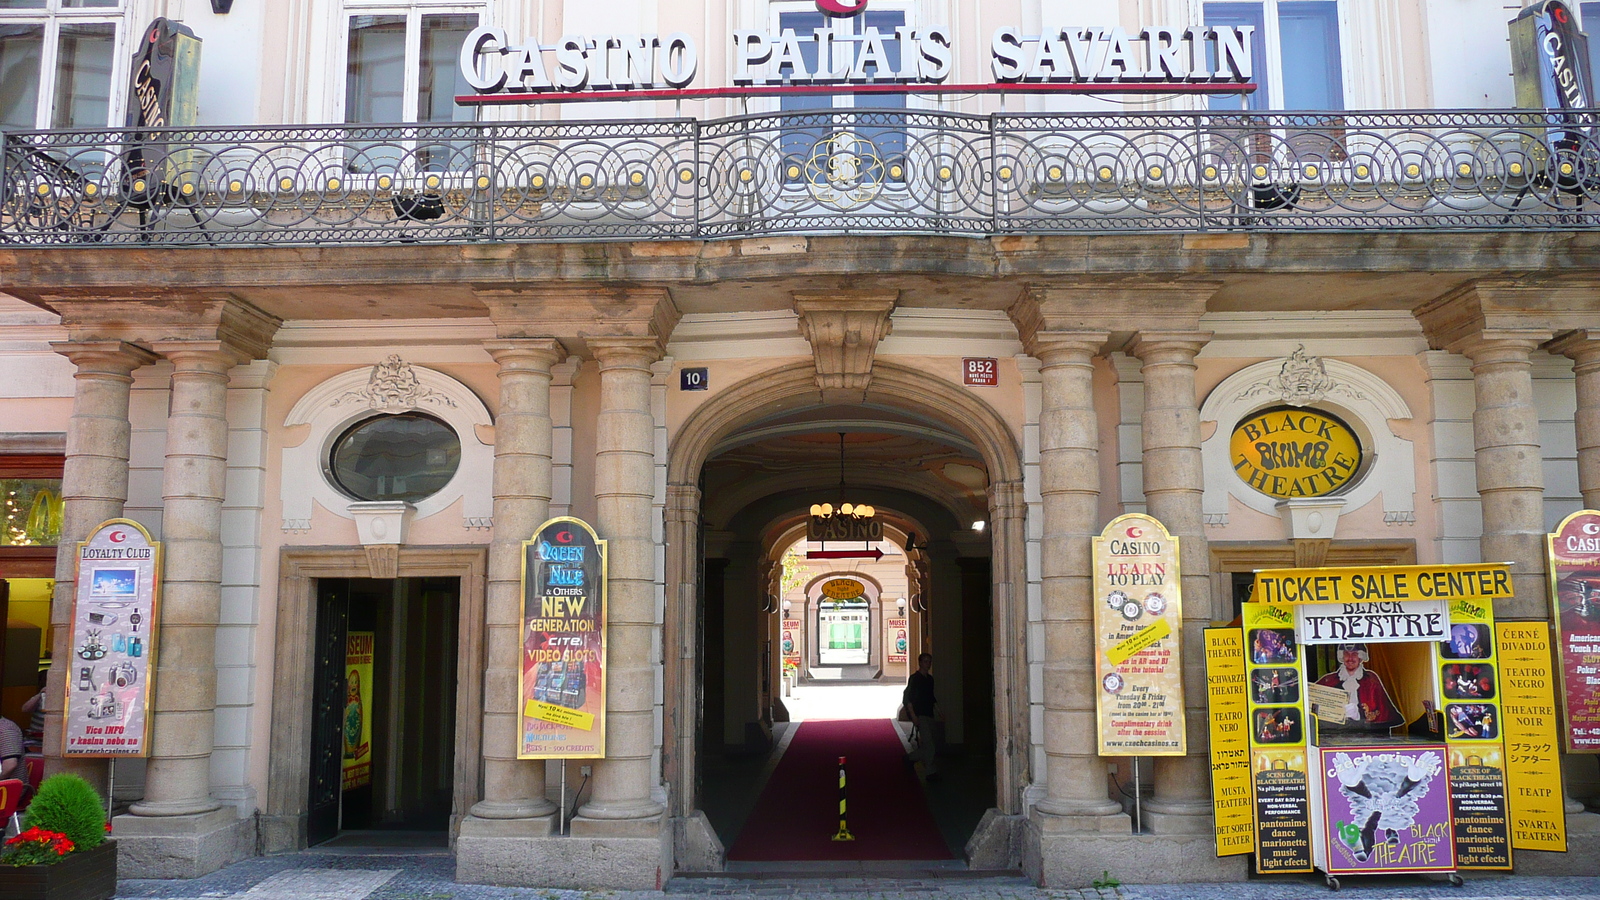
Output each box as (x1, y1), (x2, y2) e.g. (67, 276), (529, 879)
(903, 652), (940, 782)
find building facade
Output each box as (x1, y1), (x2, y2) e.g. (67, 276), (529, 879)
(1, 0), (1598, 888)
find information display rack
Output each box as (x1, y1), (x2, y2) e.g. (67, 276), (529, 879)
(1205, 563), (1564, 887)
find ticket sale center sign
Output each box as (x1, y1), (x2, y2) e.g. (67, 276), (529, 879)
(65, 519), (160, 757)
(1093, 513), (1185, 756)
(520, 517), (607, 759)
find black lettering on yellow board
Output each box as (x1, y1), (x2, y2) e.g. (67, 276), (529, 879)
(1205, 628), (1254, 857)
(1495, 622), (1567, 853)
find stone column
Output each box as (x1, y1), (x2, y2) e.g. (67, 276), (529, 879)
(45, 341), (157, 785)
(130, 342), (244, 819)
(1030, 331), (1124, 823)
(1552, 331), (1600, 509)
(575, 335), (666, 825)
(468, 340), (563, 825)
(988, 480), (1028, 816)
(1129, 332), (1214, 833)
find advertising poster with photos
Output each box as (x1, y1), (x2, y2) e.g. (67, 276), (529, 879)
(64, 519), (160, 757)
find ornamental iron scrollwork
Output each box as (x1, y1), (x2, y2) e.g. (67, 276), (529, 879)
(5, 109), (1600, 245)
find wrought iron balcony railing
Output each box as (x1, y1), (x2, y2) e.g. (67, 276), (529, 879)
(4, 109), (1600, 247)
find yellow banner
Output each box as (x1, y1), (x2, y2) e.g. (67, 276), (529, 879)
(1496, 622), (1567, 852)
(525, 698), (597, 731)
(1205, 628), (1254, 857)
(1107, 618), (1172, 667)
(1252, 564), (1513, 605)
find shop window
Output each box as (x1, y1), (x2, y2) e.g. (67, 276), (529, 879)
(0, 455), (62, 548)
(1205, 0), (1344, 111)
(0, 0), (123, 130)
(327, 412), (462, 504)
(344, 9), (478, 125)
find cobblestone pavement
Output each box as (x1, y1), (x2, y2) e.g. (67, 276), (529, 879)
(113, 852), (1600, 900)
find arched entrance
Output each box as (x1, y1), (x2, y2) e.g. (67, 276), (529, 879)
(663, 361), (1029, 867)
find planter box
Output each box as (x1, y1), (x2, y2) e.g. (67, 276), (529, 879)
(0, 839), (117, 900)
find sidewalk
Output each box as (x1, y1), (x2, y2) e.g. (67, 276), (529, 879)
(112, 849), (1600, 900)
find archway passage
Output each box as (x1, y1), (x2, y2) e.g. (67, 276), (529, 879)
(692, 412), (999, 865)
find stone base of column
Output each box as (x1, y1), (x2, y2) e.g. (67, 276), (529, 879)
(1023, 817), (1247, 888)
(455, 814), (669, 890)
(1511, 810), (1600, 875)
(1142, 799), (1217, 835)
(112, 808), (254, 879)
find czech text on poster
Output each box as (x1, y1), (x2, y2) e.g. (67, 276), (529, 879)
(1547, 509), (1600, 752)
(520, 517), (607, 759)
(64, 519), (160, 757)
(342, 631), (374, 790)
(885, 616), (908, 665)
(1092, 513), (1186, 756)
(1495, 621), (1567, 852)
(1205, 627), (1254, 856)
(1322, 745), (1455, 874)
(1442, 597), (1511, 869)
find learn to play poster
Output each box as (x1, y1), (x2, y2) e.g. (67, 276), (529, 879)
(1321, 745), (1455, 874)
(63, 519), (160, 757)
(1547, 509), (1600, 752)
(1092, 513), (1186, 756)
(519, 516), (607, 759)
(342, 631), (374, 791)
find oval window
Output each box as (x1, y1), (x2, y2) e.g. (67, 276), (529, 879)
(328, 413), (461, 503)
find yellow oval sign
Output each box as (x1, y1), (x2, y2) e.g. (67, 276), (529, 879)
(1229, 407), (1361, 499)
(820, 578), (865, 600)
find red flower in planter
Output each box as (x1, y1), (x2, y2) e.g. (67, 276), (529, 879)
(3, 826), (76, 864)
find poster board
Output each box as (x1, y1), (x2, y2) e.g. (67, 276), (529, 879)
(1092, 513), (1186, 756)
(518, 516), (607, 759)
(1204, 627), (1254, 856)
(1547, 509), (1600, 752)
(1496, 621), (1568, 852)
(1241, 601), (1314, 873)
(885, 616), (908, 665)
(1320, 743), (1455, 874)
(341, 631), (374, 791)
(63, 519), (160, 757)
(1442, 598), (1512, 869)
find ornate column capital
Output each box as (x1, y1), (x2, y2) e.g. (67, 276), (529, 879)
(791, 290), (898, 399)
(1549, 329), (1600, 368)
(1021, 330), (1110, 365)
(48, 294), (277, 361)
(1414, 280), (1566, 354)
(1009, 281), (1220, 347)
(588, 334), (667, 369)
(484, 338), (565, 371)
(50, 340), (158, 376)
(1451, 329), (1554, 366)
(1128, 330), (1213, 363)
(477, 285), (680, 356)
(149, 340), (253, 372)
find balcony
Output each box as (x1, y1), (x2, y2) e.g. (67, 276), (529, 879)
(4, 109), (1600, 247)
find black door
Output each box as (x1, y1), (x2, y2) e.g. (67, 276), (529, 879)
(307, 580), (349, 846)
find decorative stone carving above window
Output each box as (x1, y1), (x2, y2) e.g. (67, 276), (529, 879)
(1201, 354), (1415, 527)
(281, 359), (493, 533)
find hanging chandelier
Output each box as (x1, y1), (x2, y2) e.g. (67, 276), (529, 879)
(808, 434), (883, 546)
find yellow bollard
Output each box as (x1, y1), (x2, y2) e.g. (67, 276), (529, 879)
(832, 755), (855, 841)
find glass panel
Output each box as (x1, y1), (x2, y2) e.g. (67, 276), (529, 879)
(1205, 2), (1268, 111)
(51, 22), (115, 129)
(62, 0), (120, 6)
(330, 413), (462, 504)
(0, 24), (43, 129)
(1582, 2), (1600, 95)
(418, 14), (475, 123)
(0, 478), (62, 546)
(857, 9), (907, 170)
(1278, 1), (1343, 110)
(345, 15), (406, 124)
(0, 1), (48, 8)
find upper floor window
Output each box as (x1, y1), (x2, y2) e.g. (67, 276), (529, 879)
(1205, 0), (1343, 111)
(0, 0), (123, 130)
(344, 5), (480, 124)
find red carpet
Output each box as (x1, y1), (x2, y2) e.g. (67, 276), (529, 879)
(725, 718), (953, 861)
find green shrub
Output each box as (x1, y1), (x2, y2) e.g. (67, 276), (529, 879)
(21, 774), (107, 853)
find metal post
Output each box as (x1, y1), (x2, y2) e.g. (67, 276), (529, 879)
(107, 758), (115, 820)
(831, 755), (854, 841)
(1133, 756), (1142, 833)
(559, 759), (567, 835)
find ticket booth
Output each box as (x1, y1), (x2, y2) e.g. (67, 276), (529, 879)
(1205, 562), (1568, 888)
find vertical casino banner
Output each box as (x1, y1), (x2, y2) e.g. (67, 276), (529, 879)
(64, 519), (161, 756)
(1547, 509), (1600, 752)
(519, 517), (608, 758)
(1242, 601), (1314, 873)
(1204, 627), (1255, 856)
(342, 631), (374, 791)
(1092, 513), (1187, 756)
(885, 616), (908, 665)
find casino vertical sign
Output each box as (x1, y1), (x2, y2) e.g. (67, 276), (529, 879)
(1092, 513), (1186, 756)
(520, 517), (608, 759)
(1547, 509), (1600, 753)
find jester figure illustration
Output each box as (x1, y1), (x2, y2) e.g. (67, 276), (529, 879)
(1331, 752), (1444, 862)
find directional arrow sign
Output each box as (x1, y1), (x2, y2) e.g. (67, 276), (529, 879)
(807, 548), (884, 561)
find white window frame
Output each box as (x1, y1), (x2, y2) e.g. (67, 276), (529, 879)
(1205, 0), (1353, 111)
(0, 0), (130, 129)
(337, 0), (485, 125)
(764, 0), (920, 114)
